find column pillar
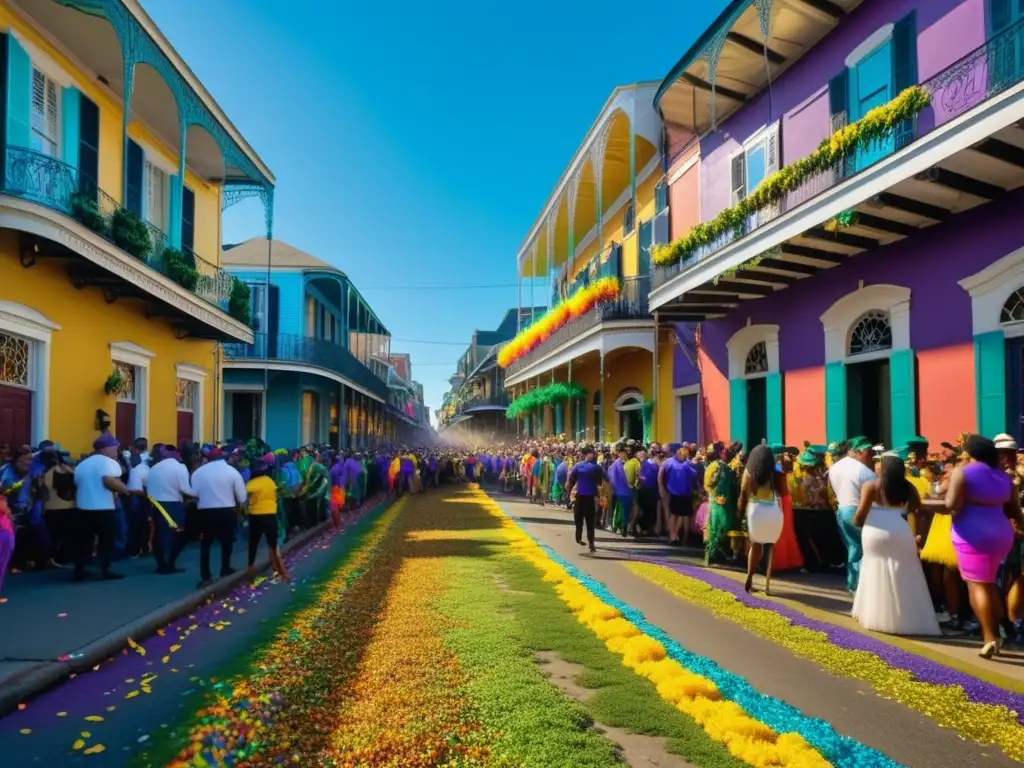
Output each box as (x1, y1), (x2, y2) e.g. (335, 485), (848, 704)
(599, 352), (606, 443)
(652, 310), (659, 443)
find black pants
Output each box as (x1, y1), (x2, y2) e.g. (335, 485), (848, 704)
(248, 515), (279, 566)
(198, 507), (236, 580)
(73, 509), (116, 577)
(574, 495), (597, 546)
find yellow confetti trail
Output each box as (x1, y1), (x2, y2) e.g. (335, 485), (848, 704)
(72, 739), (85, 750)
(56, 711), (66, 717)
(471, 489), (831, 768)
(125, 690), (139, 699)
(83, 744), (106, 755)
(85, 715), (103, 722)
(126, 637), (146, 657)
(19, 729), (30, 735)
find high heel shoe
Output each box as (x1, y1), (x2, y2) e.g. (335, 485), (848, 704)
(744, 574), (754, 593)
(979, 640), (999, 659)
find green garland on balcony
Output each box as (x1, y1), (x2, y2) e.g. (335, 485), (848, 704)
(506, 382), (587, 420)
(651, 85), (931, 269)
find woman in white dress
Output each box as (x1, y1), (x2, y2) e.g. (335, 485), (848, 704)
(738, 444), (785, 595)
(852, 454), (940, 636)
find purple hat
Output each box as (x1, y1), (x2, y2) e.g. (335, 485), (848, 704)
(93, 433), (119, 451)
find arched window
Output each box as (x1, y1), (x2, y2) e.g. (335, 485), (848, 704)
(848, 310), (893, 357)
(1000, 287), (1024, 325)
(744, 341), (768, 375)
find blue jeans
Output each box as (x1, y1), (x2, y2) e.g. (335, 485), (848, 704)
(152, 500), (186, 569)
(836, 504), (863, 592)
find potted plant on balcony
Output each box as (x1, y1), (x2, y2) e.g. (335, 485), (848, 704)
(228, 278), (251, 325)
(70, 191), (107, 236)
(110, 207), (152, 261)
(162, 247), (199, 291)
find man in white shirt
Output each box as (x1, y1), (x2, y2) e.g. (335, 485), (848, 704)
(189, 446), (247, 587)
(145, 446), (195, 575)
(827, 436), (876, 592)
(73, 433), (141, 581)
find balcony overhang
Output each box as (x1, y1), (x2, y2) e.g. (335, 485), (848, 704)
(1, 196), (252, 342)
(651, 66), (1024, 318)
(222, 359), (385, 403)
(505, 320), (655, 387)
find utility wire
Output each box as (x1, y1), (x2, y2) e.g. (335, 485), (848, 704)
(390, 338), (470, 346)
(360, 283), (518, 291)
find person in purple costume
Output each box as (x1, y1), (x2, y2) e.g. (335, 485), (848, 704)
(945, 434), (1024, 658)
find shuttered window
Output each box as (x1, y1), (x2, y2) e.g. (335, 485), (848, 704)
(145, 161), (168, 232)
(30, 67), (59, 156)
(78, 94), (99, 191)
(181, 186), (195, 252)
(730, 122), (780, 205)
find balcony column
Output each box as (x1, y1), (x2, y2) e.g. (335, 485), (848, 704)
(599, 352), (605, 443)
(652, 310), (659, 443)
(120, 58), (136, 207)
(629, 104), (636, 211)
(568, 175), (579, 283)
(567, 359), (572, 437)
(592, 140), (605, 256)
(168, 117), (187, 248)
(546, 215), (556, 304)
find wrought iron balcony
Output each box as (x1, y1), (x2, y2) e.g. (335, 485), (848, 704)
(223, 333), (389, 399)
(456, 392), (511, 414)
(2, 145), (240, 317)
(651, 17), (1024, 291)
(505, 275), (652, 377)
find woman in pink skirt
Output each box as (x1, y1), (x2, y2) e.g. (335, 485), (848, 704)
(945, 435), (1024, 657)
(0, 495), (14, 600)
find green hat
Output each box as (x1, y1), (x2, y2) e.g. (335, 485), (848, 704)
(768, 444), (799, 456)
(797, 450), (823, 467)
(906, 435), (928, 450)
(808, 444), (829, 456)
(847, 436), (872, 452)
(889, 445), (910, 461)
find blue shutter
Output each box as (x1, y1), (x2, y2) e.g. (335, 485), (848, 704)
(825, 361), (847, 444)
(892, 13), (918, 149)
(729, 378), (747, 447)
(991, 0), (1012, 32)
(60, 86), (79, 169)
(766, 372), (783, 445)
(975, 331), (1007, 436)
(889, 349), (917, 446)
(6, 36), (30, 150)
(125, 138), (143, 215)
(77, 93), (99, 191)
(168, 174), (181, 247)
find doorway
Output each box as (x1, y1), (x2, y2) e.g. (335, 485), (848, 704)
(619, 408), (643, 442)
(847, 358), (891, 446)
(746, 377), (767, 447)
(1006, 337), (1024, 445)
(231, 392), (262, 441)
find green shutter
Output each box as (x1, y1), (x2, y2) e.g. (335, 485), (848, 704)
(889, 349), (917, 446)
(6, 36), (30, 149)
(825, 362), (847, 443)
(729, 378), (747, 447)
(891, 12), (918, 148)
(766, 372), (783, 444)
(60, 87), (79, 170)
(975, 331), (1007, 436)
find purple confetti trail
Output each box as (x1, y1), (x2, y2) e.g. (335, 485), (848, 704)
(0, 500), (379, 732)
(636, 555), (1024, 724)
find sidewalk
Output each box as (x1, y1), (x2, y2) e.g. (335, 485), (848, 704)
(0, 517), (338, 715)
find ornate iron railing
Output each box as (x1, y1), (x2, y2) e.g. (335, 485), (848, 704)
(505, 275), (652, 377)
(2, 145), (238, 314)
(223, 332), (389, 399)
(651, 18), (1024, 290)
(456, 392), (511, 414)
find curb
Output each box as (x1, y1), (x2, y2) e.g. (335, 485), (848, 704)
(0, 517), (336, 717)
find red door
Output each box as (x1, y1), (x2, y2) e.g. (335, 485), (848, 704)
(115, 401), (137, 448)
(177, 410), (194, 447)
(0, 384), (31, 446)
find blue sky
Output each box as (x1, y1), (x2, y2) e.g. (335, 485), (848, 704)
(142, 0), (728, 419)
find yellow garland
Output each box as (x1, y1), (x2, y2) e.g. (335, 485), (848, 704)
(470, 489), (830, 768)
(626, 562), (1024, 762)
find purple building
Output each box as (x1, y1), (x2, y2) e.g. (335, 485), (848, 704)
(653, 0), (1024, 450)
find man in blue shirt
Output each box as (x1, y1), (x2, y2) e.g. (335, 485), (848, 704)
(566, 445), (605, 552)
(659, 443), (698, 547)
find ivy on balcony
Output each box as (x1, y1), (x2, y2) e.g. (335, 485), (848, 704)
(651, 86), (932, 270)
(506, 382), (588, 419)
(498, 277), (620, 369)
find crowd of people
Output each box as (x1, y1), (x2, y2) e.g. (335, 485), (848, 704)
(450, 432), (1024, 658)
(0, 435), (472, 597)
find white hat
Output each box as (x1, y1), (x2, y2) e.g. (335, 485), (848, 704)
(994, 433), (1018, 451)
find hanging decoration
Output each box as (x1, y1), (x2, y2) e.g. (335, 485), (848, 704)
(652, 86), (931, 270)
(506, 382), (588, 420)
(498, 278), (620, 368)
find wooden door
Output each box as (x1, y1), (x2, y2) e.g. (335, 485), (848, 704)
(115, 401), (136, 448)
(0, 384), (31, 447)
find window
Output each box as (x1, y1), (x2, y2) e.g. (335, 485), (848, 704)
(30, 67), (59, 157)
(302, 391), (321, 445)
(745, 342), (769, 375)
(0, 332), (30, 387)
(305, 296), (316, 337)
(848, 310), (893, 356)
(1002, 287), (1024, 325)
(247, 282), (267, 334)
(320, 306), (328, 340)
(175, 378), (196, 412)
(146, 161), (169, 232)
(623, 201), (635, 236)
(731, 123), (780, 204)
(655, 178), (668, 212)
(114, 361), (137, 403)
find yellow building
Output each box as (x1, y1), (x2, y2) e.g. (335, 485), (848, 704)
(0, 0), (273, 456)
(505, 83), (673, 443)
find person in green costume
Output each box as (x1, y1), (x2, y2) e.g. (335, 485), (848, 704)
(704, 445), (739, 565)
(302, 459), (330, 527)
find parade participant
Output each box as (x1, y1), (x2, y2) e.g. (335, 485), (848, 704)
(828, 436), (876, 592)
(659, 443), (698, 547)
(623, 444), (642, 536)
(738, 444), (785, 595)
(190, 446), (247, 588)
(245, 457), (290, 584)
(147, 446), (194, 575)
(704, 445), (739, 565)
(770, 444), (804, 572)
(0, 495), (14, 599)
(328, 454), (347, 530)
(566, 445), (605, 553)
(608, 444), (632, 536)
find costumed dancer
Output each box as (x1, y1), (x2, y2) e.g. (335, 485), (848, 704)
(608, 445), (631, 535)
(328, 455), (347, 531)
(0, 494), (14, 598)
(245, 456), (290, 583)
(769, 444), (804, 571)
(704, 445), (738, 565)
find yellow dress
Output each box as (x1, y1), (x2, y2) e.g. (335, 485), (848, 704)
(919, 474), (957, 568)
